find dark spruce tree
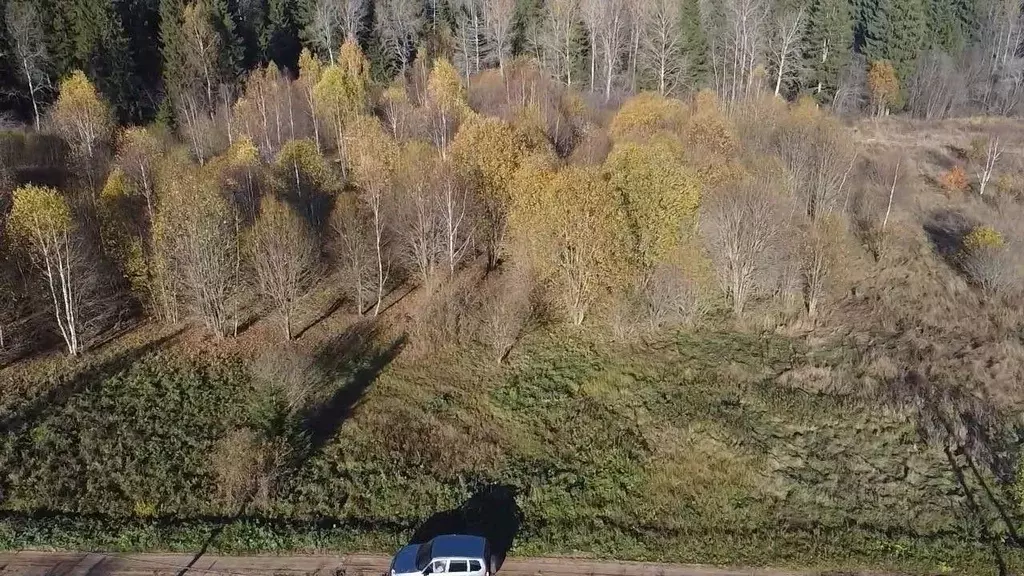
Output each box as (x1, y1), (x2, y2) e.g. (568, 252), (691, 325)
(802, 0), (854, 100)
(211, 0), (245, 82)
(39, 0), (76, 78)
(680, 0), (710, 88)
(858, 0), (926, 83)
(115, 0), (163, 120)
(70, 0), (140, 121)
(926, 0), (965, 53)
(236, 0), (269, 67)
(266, 0), (300, 70)
(159, 0), (186, 117)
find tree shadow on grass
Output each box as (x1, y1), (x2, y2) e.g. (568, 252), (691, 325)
(892, 370), (1023, 576)
(170, 320), (405, 575)
(0, 328), (185, 529)
(923, 209), (973, 258)
(0, 328), (186, 437)
(410, 484), (523, 571)
(301, 319), (407, 452)
(294, 293), (347, 340)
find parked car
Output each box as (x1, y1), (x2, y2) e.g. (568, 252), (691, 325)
(390, 535), (494, 576)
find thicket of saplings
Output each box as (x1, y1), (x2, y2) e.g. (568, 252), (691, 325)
(2, 42), (1024, 572)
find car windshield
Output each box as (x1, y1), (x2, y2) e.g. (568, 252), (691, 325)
(414, 542), (434, 571)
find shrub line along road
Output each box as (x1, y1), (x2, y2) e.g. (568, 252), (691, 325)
(0, 552), (879, 576)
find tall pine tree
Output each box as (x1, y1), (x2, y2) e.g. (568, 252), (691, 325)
(211, 0), (245, 81)
(858, 0), (926, 83)
(803, 0), (854, 100)
(266, 0), (300, 69)
(117, 0), (163, 119)
(680, 0), (710, 88)
(926, 0), (965, 52)
(69, 0), (139, 121)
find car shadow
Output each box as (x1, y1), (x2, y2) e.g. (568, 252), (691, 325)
(410, 485), (522, 572)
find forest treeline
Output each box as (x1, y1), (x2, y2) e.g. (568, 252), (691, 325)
(1, 0), (1022, 361)
(1, 0), (1024, 124)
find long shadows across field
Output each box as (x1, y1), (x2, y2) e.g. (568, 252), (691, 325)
(176, 320), (406, 573)
(410, 485), (523, 571)
(302, 319), (407, 451)
(0, 328), (185, 437)
(893, 370), (1024, 575)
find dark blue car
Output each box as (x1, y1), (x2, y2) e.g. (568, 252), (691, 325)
(390, 535), (494, 576)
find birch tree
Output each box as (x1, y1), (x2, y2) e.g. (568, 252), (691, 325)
(509, 162), (629, 325)
(331, 194), (375, 315)
(4, 0), (50, 130)
(303, 0), (343, 63)
(8, 185), (82, 355)
(579, 0), (601, 92)
(347, 116), (398, 316)
(339, 0), (366, 42)
(703, 173), (792, 316)
(375, 0), (423, 74)
(540, 0), (582, 87)
(396, 142), (444, 289)
(768, 7), (804, 97)
(427, 59), (468, 157)
(51, 71), (114, 189)
(113, 127), (163, 243)
(297, 48), (324, 150)
(774, 106), (856, 220)
(482, 0), (516, 73)
(438, 159), (473, 276)
(452, 0), (487, 81)
(636, 0), (685, 95)
(182, 0), (220, 114)
(708, 0), (770, 105)
(380, 83), (412, 139)
(163, 0), (223, 161)
(313, 40), (370, 168)
(249, 197), (317, 341)
(582, 0), (629, 100)
(154, 157), (237, 337)
(971, 136), (1003, 196)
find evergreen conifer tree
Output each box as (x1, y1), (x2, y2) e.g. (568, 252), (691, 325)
(803, 0), (853, 100)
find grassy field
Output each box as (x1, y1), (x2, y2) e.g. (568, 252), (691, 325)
(1, 321), (1021, 575)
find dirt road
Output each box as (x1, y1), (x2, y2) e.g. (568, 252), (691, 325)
(0, 552), (865, 576)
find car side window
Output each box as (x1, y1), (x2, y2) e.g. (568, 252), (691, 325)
(448, 560), (469, 573)
(468, 561), (482, 572)
(431, 560), (447, 574)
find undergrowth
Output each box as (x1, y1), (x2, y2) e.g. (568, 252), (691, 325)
(0, 328), (1021, 575)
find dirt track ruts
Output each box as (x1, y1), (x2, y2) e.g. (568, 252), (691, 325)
(0, 551), (903, 576)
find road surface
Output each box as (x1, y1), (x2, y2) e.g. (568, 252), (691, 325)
(0, 552), (877, 576)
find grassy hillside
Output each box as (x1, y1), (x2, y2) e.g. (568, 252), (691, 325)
(1, 320), (1021, 574)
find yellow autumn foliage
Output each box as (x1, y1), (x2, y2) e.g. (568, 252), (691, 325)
(346, 116), (399, 193)
(606, 137), (702, 274)
(610, 92), (689, 142)
(509, 162), (630, 325)
(9, 185), (74, 250)
(427, 58), (467, 115)
(963, 226), (1005, 251)
(451, 115), (551, 206)
(313, 40), (371, 140)
(275, 139), (333, 191)
(52, 70), (113, 161)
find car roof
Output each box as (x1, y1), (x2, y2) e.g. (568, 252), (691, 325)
(428, 535), (487, 559)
